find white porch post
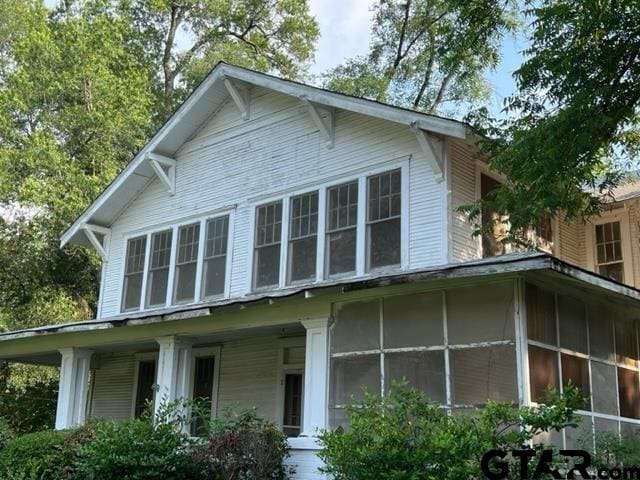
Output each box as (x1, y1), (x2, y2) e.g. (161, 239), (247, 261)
(55, 348), (92, 430)
(301, 317), (330, 437)
(154, 336), (193, 414)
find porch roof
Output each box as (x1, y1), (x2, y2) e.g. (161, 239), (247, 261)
(1, 252), (639, 349)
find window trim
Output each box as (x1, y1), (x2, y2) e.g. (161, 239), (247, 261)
(120, 235), (149, 313)
(130, 352), (159, 419)
(189, 346), (221, 424)
(118, 209), (234, 314)
(287, 190), (320, 285)
(585, 209), (633, 285)
(248, 160), (409, 292)
(275, 337), (305, 434)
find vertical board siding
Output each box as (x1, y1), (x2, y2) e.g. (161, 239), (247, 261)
(449, 139), (479, 262)
(89, 353), (136, 421)
(99, 87), (446, 317)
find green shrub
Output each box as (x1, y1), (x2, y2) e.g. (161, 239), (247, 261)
(0, 416), (13, 450)
(318, 382), (584, 480)
(0, 429), (71, 479)
(72, 407), (199, 480)
(191, 408), (292, 480)
(587, 430), (640, 468)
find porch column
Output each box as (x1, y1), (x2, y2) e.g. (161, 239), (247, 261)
(154, 336), (193, 413)
(55, 348), (92, 430)
(301, 317), (330, 437)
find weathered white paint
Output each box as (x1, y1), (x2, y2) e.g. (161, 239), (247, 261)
(301, 318), (329, 436)
(98, 88), (447, 318)
(155, 336), (193, 414)
(55, 348), (92, 429)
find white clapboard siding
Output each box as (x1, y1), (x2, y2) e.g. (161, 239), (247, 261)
(627, 200), (640, 288)
(99, 87), (446, 317)
(89, 352), (136, 421)
(556, 215), (587, 268)
(216, 336), (280, 422)
(287, 449), (325, 480)
(449, 139), (479, 262)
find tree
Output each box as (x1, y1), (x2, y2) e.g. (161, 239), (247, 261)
(465, 0), (640, 244)
(324, 0), (518, 114)
(123, 0), (319, 114)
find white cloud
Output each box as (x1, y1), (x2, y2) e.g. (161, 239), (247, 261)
(308, 0), (375, 75)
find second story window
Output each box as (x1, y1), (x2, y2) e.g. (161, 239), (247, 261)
(288, 191), (318, 283)
(326, 181), (358, 277)
(595, 221), (624, 283)
(202, 216), (229, 298)
(122, 236), (147, 312)
(174, 223), (200, 303)
(146, 230), (172, 308)
(367, 169), (401, 270)
(254, 201), (282, 289)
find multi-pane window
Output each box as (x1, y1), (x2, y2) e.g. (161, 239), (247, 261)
(191, 355), (216, 436)
(134, 359), (156, 418)
(367, 169), (401, 270)
(595, 221), (624, 282)
(326, 181), (358, 276)
(283, 373), (303, 437)
(329, 283), (517, 429)
(202, 216), (229, 298)
(526, 282), (640, 442)
(146, 230), (173, 308)
(254, 201), (282, 289)
(174, 223), (200, 303)
(288, 192), (318, 283)
(122, 236), (147, 312)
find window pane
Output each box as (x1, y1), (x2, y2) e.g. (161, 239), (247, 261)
(367, 169), (401, 222)
(174, 224), (199, 303)
(326, 228), (356, 276)
(256, 201), (282, 247)
(558, 295), (587, 354)
(174, 262), (197, 302)
(283, 373), (303, 437)
(290, 192), (318, 239)
(589, 304), (615, 361)
(529, 345), (559, 403)
(526, 284), (557, 346)
(450, 346), (517, 405)
(289, 236), (317, 282)
(122, 236), (146, 312)
(191, 356), (216, 436)
(565, 414), (593, 450)
(615, 317), (638, 368)
(383, 292), (443, 348)
(146, 230), (172, 308)
(591, 361), (618, 415)
(254, 244), (280, 288)
(205, 216), (228, 258)
(599, 263), (625, 283)
(384, 351), (445, 403)
(447, 283), (515, 344)
(332, 300), (380, 354)
(561, 354), (590, 410)
(202, 256), (226, 297)
(368, 217), (401, 269)
(618, 367), (640, 419)
(330, 355), (380, 405)
(327, 181), (357, 231)
(134, 360), (156, 418)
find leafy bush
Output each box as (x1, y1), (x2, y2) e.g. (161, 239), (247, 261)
(318, 382), (584, 480)
(0, 416), (13, 450)
(0, 429), (70, 479)
(588, 430), (640, 469)
(72, 405), (199, 480)
(191, 408), (292, 480)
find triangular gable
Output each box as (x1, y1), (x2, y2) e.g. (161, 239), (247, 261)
(61, 62), (469, 248)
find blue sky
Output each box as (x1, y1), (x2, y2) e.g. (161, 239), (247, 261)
(309, 0), (526, 117)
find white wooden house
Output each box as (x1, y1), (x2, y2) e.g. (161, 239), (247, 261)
(2, 63), (640, 478)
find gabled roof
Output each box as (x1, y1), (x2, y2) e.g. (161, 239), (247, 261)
(61, 62), (470, 248)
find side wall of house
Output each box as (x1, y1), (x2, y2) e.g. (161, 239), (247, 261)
(555, 216), (587, 268)
(99, 87), (448, 317)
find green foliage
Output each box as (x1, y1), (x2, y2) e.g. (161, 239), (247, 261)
(587, 431), (640, 469)
(191, 407), (292, 480)
(318, 382), (584, 480)
(0, 416), (13, 450)
(324, 0), (519, 114)
(464, 0), (640, 244)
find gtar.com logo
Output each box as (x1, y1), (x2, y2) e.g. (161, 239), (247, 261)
(481, 449), (640, 479)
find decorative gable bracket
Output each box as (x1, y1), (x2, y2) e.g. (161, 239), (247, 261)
(81, 223), (110, 262)
(147, 152), (176, 195)
(223, 76), (250, 120)
(300, 96), (334, 148)
(410, 122), (444, 183)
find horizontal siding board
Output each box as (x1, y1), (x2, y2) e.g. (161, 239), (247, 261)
(449, 139), (478, 262)
(100, 89), (445, 317)
(89, 353), (135, 421)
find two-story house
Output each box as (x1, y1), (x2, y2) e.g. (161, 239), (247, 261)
(2, 63), (640, 478)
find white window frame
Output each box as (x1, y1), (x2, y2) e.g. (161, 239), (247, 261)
(248, 160), (409, 292)
(275, 338), (305, 433)
(585, 208), (634, 285)
(189, 346), (221, 422)
(117, 208), (235, 313)
(130, 352), (160, 419)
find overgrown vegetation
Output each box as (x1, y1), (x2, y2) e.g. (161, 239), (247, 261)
(318, 382), (585, 480)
